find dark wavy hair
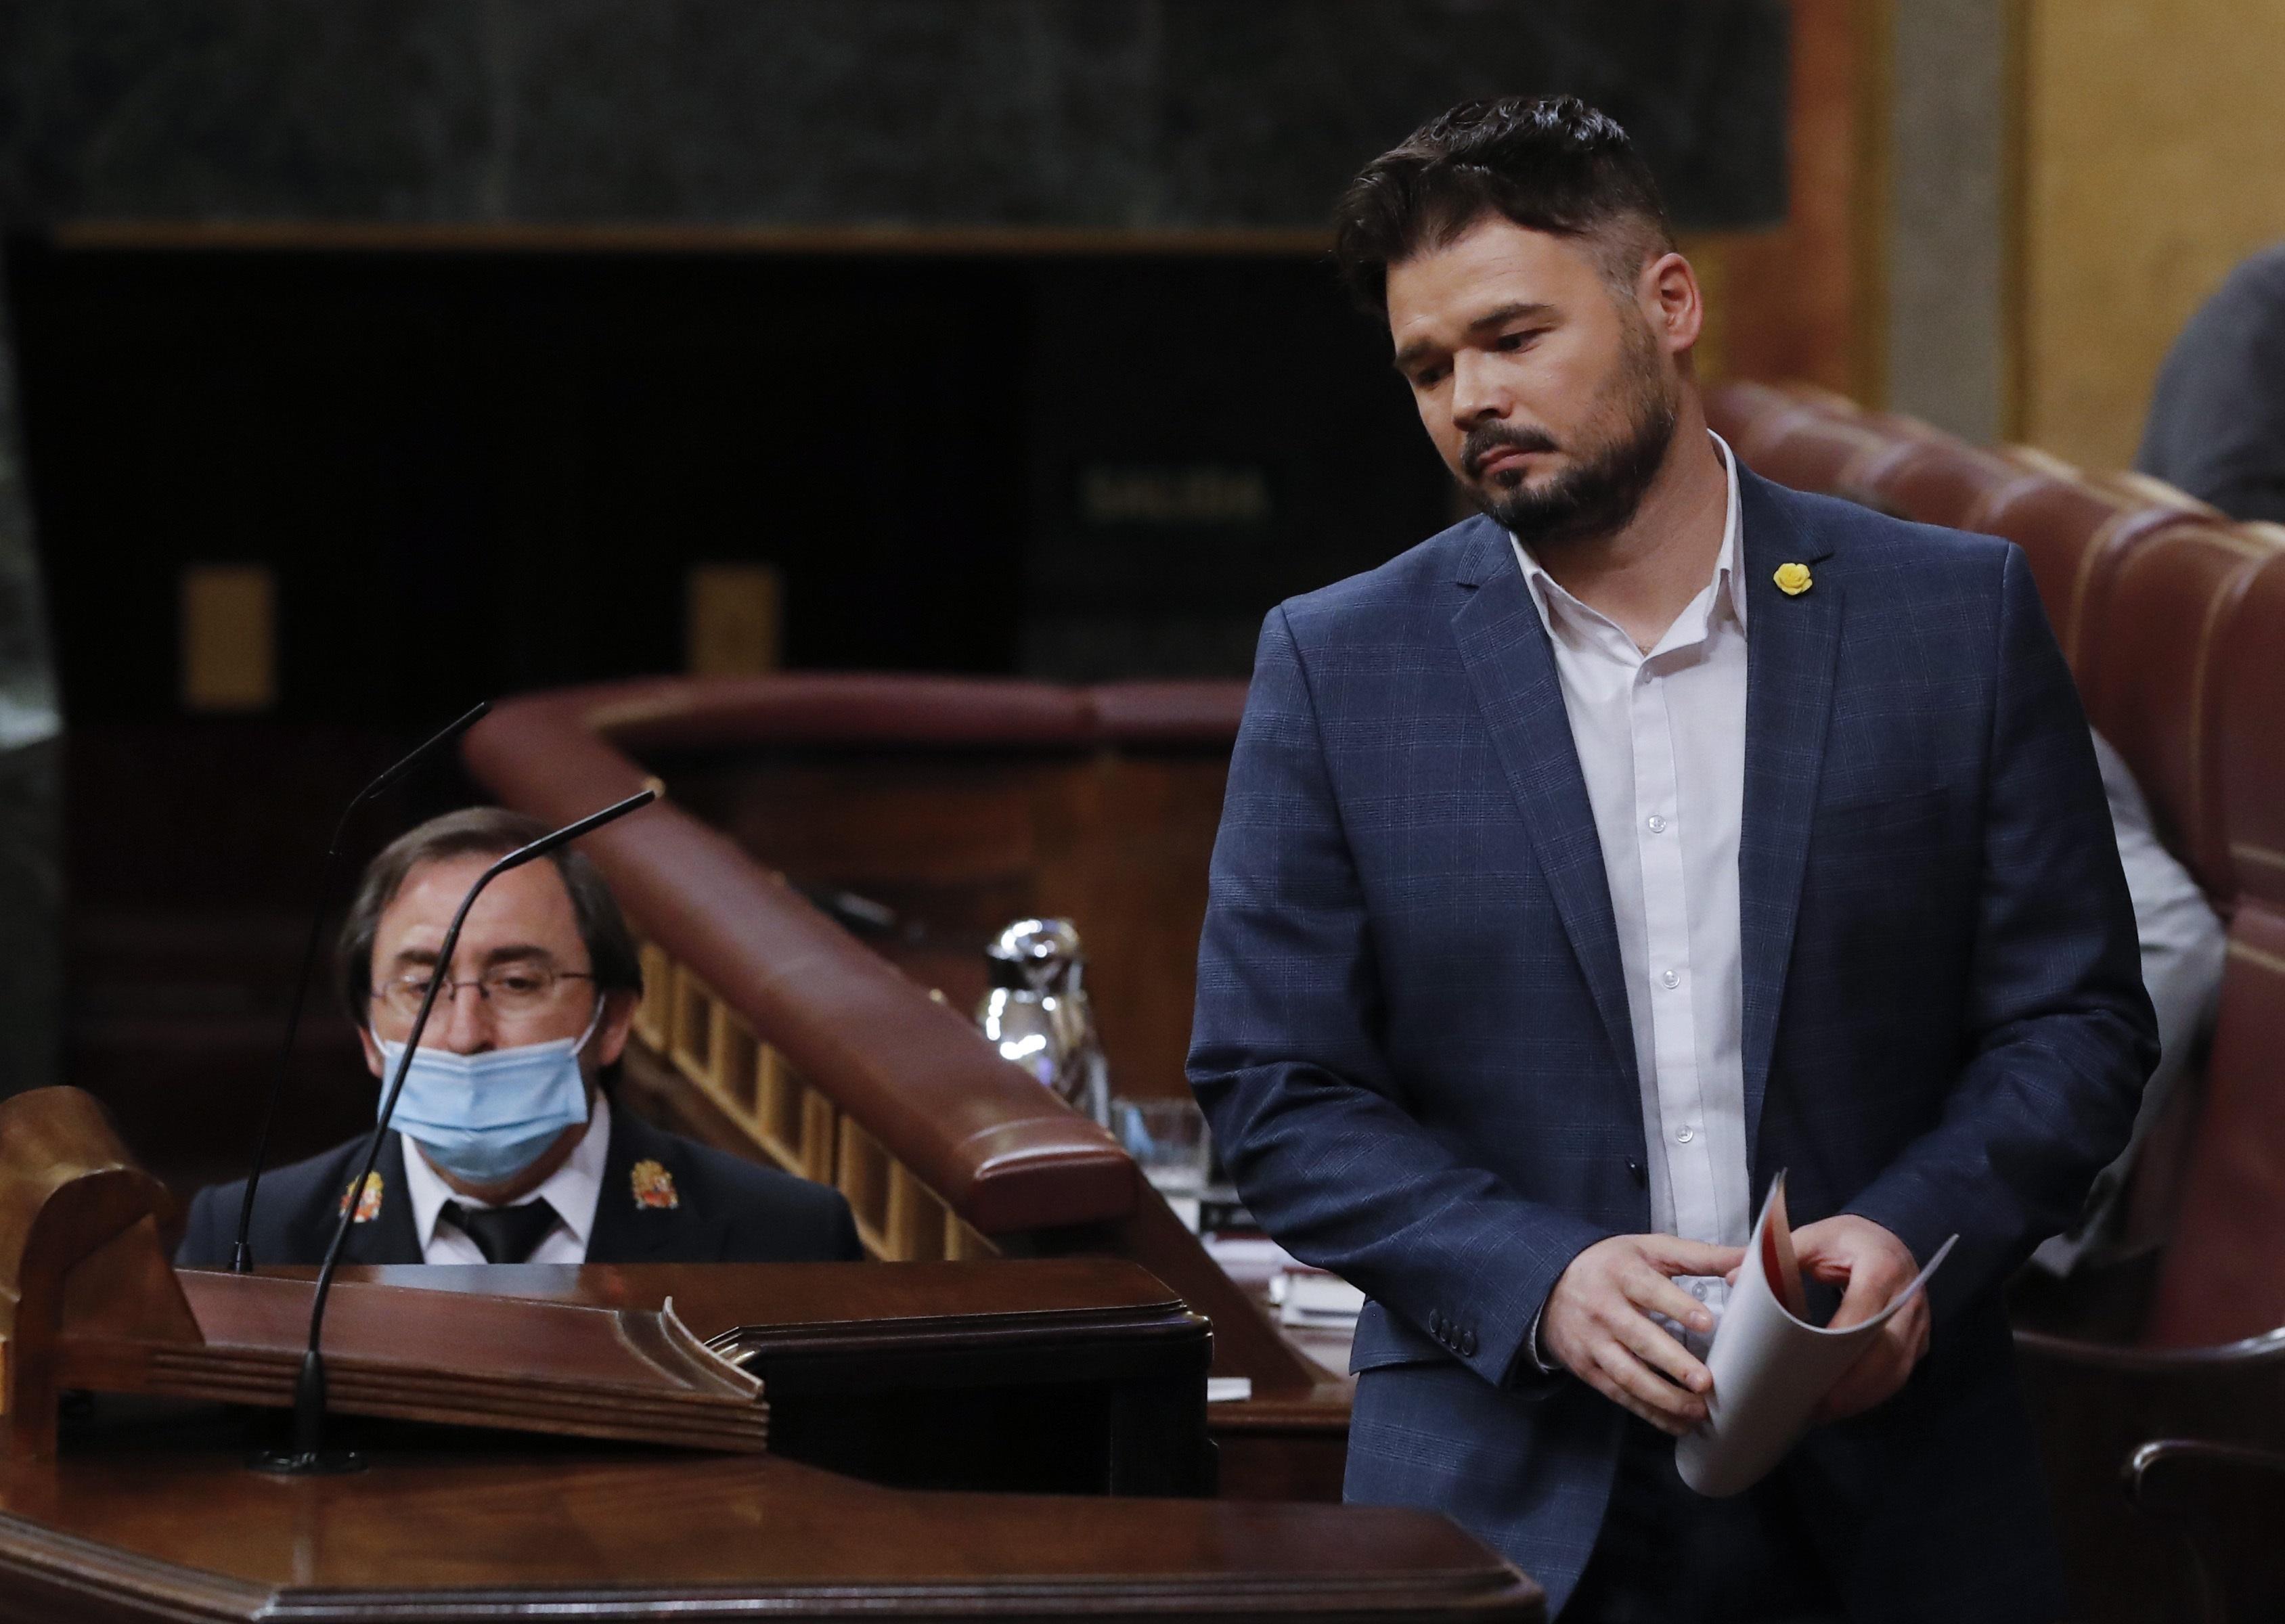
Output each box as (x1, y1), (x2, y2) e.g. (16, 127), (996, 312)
(336, 806), (644, 1023)
(1331, 95), (1675, 314)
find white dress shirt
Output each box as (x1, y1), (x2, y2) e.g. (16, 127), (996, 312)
(2028, 731), (2225, 1273)
(1511, 433), (1754, 1341)
(401, 1087), (613, 1265)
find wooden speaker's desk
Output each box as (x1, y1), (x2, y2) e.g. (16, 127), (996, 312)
(3, 1410), (1530, 1621)
(0, 1090), (1543, 1621)
(266, 1257), (1222, 1497)
(0, 1261), (1540, 1622)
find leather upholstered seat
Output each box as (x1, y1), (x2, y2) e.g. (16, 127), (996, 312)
(1866, 436), (2037, 533)
(2072, 522), (2282, 903)
(1707, 382), (1921, 507)
(2142, 533), (2285, 1348)
(1980, 459), (2215, 673)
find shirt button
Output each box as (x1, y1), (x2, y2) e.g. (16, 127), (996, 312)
(1646, 814), (1667, 833)
(1676, 1125), (1696, 1144)
(1661, 969), (1681, 989)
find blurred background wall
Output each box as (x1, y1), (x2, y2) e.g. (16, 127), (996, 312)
(0, 0), (1812, 1177)
(2011, 0), (2285, 468)
(1877, 0), (2285, 464)
(1, 0), (2270, 1181)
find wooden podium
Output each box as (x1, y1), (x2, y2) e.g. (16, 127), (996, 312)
(0, 1089), (1542, 1621)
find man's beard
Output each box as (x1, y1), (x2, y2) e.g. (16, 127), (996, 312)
(1461, 327), (1679, 553)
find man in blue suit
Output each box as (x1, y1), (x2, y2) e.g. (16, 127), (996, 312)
(1188, 97), (2154, 1622)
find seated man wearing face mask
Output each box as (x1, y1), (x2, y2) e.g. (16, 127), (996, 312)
(177, 807), (864, 1267)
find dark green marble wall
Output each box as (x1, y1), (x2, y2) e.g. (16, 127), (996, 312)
(0, 1), (1785, 231)
(0, 259), (59, 1098)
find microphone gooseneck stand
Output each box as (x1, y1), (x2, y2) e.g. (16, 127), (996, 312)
(248, 788), (657, 1475)
(230, 700), (493, 1273)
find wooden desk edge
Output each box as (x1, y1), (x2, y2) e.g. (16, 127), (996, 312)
(0, 1504), (1543, 1621)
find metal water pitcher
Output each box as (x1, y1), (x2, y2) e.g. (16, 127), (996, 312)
(976, 918), (1111, 1127)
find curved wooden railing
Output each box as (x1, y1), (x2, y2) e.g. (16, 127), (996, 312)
(466, 678), (1142, 1241)
(463, 675), (1346, 1493)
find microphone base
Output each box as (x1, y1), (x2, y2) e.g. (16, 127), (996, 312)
(257, 1347), (361, 1474)
(246, 1445), (367, 1476)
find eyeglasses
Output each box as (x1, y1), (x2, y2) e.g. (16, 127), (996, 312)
(373, 966), (596, 1022)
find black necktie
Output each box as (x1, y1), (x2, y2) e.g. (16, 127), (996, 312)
(438, 1197), (560, 1264)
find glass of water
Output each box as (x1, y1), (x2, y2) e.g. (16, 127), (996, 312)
(1114, 1097), (1213, 1225)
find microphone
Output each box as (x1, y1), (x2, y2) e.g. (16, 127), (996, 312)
(230, 701), (493, 1273)
(250, 788), (657, 1474)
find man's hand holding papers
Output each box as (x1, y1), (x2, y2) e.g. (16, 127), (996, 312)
(1676, 1176), (1955, 1496)
(1542, 1234), (1746, 1437)
(1791, 1215), (1933, 1421)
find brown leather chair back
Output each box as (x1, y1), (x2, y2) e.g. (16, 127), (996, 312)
(2074, 522), (2280, 900)
(1738, 411), (1914, 507)
(2144, 537), (2285, 1346)
(1709, 385), (2210, 685)
(1865, 437), (2038, 533)
(1707, 381), (1882, 493)
(1973, 461), (2171, 676)
(1702, 378), (1818, 457)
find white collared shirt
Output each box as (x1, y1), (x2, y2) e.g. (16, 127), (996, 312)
(400, 1087), (613, 1265)
(1509, 433), (1754, 1329)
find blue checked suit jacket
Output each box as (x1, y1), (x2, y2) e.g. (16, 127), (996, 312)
(1188, 467), (2156, 1622)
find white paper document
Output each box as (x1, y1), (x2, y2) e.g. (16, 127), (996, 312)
(1674, 1174), (1955, 1497)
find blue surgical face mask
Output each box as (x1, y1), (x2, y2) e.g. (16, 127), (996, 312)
(374, 1001), (604, 1186)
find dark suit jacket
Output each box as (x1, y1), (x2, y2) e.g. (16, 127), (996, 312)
(175, 1100), (864, 1268)
(2137, 240), (2285, 522)
(1187, 468), (2157, 1621)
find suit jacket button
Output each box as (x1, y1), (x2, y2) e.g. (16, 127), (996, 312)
(1461, 1329), (1477, 1357)
(1626, 1158), (1647, 1187)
